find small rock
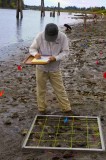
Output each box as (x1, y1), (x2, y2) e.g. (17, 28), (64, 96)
(0, 108), (7, 113)
(11, 112), (19, 119)
(80, 49), (84, 52)
(63, 152), (74, 158)
(35, 152), (55, 160)
(78, 142), (87, 147)
(17, 77), (23, 81)
(44, 126), (55, 135)
(35, 133), (40, 139)
(91, 154), (98, 159)
(4, 119), (12, 125)
(55, 143), (61, 147)
(12, 103), (18, 107)
(75, 127), (84, 131)
(100, 98), (104, 101)
(19, 117), (25, 121)
(21, 129), (28, 136)
(88, 129), (93, 134)
(53, 97), (57, 100)
(6, 81), (10, 83)
(101, 116), (105, 122)
(52, 156), (60, 160)
(13, 97), (17, 101)
(38, 121), (43, 126)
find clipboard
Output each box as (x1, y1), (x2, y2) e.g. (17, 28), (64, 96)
(22, 54), (50, 65)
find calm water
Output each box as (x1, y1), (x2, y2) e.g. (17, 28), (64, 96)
(0, 9), (83, 48)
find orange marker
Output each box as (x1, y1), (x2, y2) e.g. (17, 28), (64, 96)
(0, 90), (4, 97)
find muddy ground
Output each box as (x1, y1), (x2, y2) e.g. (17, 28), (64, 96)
(0, 19), (106, 160)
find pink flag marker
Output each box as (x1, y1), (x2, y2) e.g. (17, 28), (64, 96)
(103, 72), (106, 79)
(17, 65), (22, 71)
(96, 60), (99, 65)
(100, 51), (103, 55)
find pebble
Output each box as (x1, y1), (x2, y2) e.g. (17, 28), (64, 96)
(52, 156), (61, 160)
(55, 143), (61, 147)
(63, 152), (74, 158)
(100, 98), (104, 101)
(11, 112), (19, 119)
(101, 116), (105, 122)
(20, 129), (28, 136)
(4, 119), (12, 125)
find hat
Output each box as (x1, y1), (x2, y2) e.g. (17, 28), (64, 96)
(45, 23), (58, 42)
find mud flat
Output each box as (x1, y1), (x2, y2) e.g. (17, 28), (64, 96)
(0, 19), (106, 160)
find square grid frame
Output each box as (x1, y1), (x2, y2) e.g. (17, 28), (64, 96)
(22, 115), (105, 151)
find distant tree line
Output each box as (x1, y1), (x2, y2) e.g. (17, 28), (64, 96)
(0, 1), (105, 12)
(0, 0), (24, 9)
(0, 0), (16, 8)
(24, 5), (63, 11)
(64, 6), (106, 11)
(24, 5), (106, 12)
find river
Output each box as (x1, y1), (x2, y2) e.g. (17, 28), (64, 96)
(0, 9), (84, 49)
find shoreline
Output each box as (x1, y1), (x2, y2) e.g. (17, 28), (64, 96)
(0, 40), (32, 62)
(0, 9), (85, 52)
(0, 19), (106, 160)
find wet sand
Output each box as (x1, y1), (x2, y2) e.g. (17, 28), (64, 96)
(0, 19), (106, 160)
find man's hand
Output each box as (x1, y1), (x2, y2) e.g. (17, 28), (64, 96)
(34, 53), (41, 59)
(48, 56), (56, 63)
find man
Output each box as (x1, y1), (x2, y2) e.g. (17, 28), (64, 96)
(64, 24), (72, 32)
(29, 23), (71, 114)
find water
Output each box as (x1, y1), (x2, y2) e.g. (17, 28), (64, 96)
(0, 9), (84, 49)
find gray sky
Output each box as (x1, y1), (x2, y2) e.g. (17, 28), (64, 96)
(24, 0), (106, 8)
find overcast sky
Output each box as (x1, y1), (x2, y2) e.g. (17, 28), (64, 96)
(24, 0), (106, 8)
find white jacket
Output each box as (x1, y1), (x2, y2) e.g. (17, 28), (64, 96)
(29, 31), (69, 72)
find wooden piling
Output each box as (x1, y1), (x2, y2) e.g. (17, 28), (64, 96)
(16, 0), (23, 19)
(53, 8), (55, 17)
(84, 13), (87, 31)
(57, 2), (60, 16)
(50, 12), (53, 17)
(41, 0), (45, 17)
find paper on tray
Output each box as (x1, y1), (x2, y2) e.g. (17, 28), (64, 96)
(31, 56), (50, 63)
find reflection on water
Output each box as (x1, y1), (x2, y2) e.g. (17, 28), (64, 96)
(56, 14), (60, 24)
(16, 19), (23, 42)
(0, 9), (83, 48)
(40, 17), (44, 31)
